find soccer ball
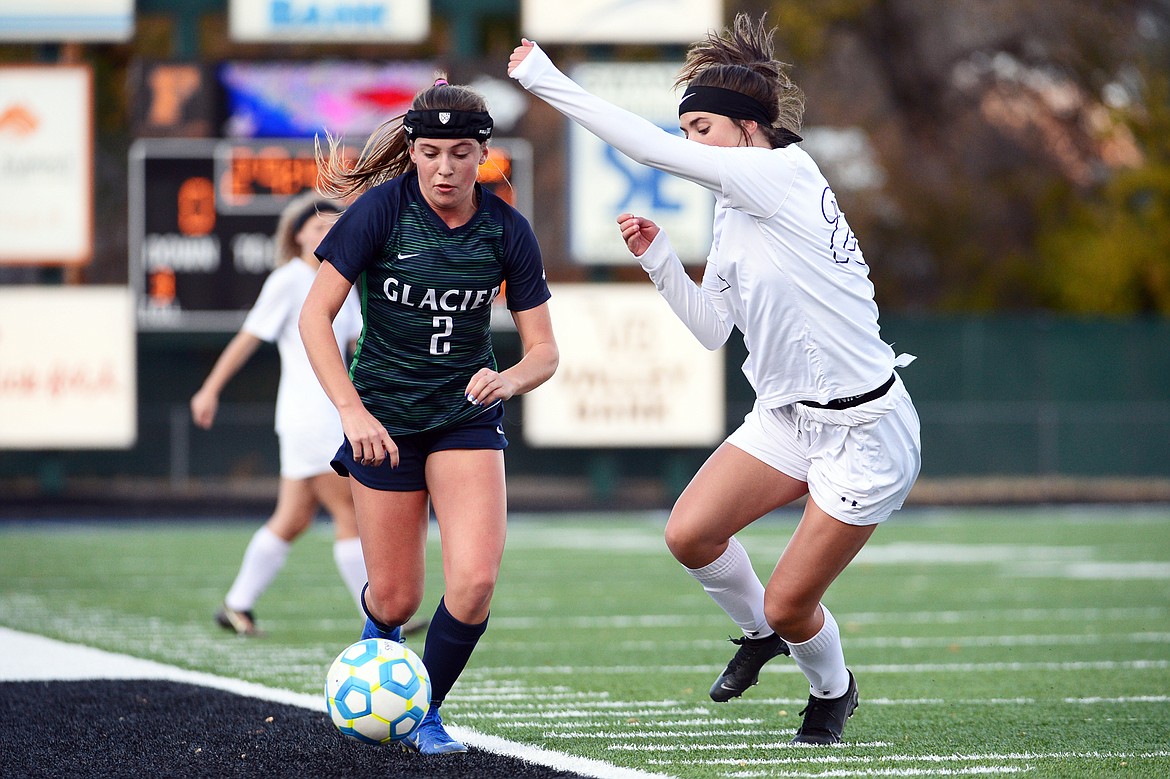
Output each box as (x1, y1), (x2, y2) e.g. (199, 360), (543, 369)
(324, 638), (431, 744)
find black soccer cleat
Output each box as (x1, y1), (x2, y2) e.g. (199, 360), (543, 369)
(215, 603), (261, 636)
(791, 670), (858, 745)
(709, 632), (791, 702)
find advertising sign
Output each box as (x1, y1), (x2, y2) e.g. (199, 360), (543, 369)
(129, 61), (218, 138)
(0, 0), (134, 42)
(523, 284), (724, 448)
(0, 65), (92, 266)
(0, 286), (136, 450)
(568, 63), (713, 265)
(219, 60), (436, 138)
(229, 0), (429, 43)
(521, 0), (721, 44)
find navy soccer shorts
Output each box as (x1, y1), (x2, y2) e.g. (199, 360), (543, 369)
(331, 404), (507, 491)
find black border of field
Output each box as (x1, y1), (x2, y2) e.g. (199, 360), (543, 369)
(0, 680), (593, 779)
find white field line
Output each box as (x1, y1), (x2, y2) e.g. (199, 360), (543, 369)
(550, 730), (768, 739)
(448, 693), (1170, 732)
(653, 750), (1170, 764)
(446, 693), (1170, 715)
(471, 696), (1170, 725)
(491, 631), (1170, 652)
(489, 605), (1169, 630)
(466, 659), (1170, 676)
(611, 742), (893, 752)
(704, 695), (1170, 707)
(454, 706), (723, 721)
(456, 690), (611, 702)
(1065, 695), (1170, 703)
(493, 719), (766, 729)
(0, 627), (670, 779)
(726, 769), (1028, 777)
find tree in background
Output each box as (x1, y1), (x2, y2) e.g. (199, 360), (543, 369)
(1036, 69), (1170, 313)
(766, 0), (1169, 312)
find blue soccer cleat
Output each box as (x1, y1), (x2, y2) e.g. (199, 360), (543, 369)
(360, 617), (401, 643)
(401, 707), (467, 755)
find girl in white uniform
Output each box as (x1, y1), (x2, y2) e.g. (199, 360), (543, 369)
(191, 193), (367, 636)
(510, 13), (921, 744)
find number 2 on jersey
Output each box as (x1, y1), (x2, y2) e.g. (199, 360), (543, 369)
(430, 315), (453, 355)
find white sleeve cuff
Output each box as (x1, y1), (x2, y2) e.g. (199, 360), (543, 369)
(638, 229), (676, 277)
(636, 232), (731, 350)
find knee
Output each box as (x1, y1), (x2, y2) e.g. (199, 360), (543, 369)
(663, 519), (689, 561)
(266, 509), (313, 541)
(763, 591), (819, 639)
(444, 570), (497, 621)
(664, 514), (723, 569)
(363, 578), (423, 627)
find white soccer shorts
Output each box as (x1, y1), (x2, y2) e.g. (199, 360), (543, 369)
(726, 375), (921, 525)
(278, 425), (345, 480)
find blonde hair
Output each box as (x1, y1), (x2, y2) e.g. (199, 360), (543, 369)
(272, 192), (340, 266)
(316, 76), (490, 202)
(676, 13), (805, 146)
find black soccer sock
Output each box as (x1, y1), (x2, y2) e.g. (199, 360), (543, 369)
(422, 597), (488, 708)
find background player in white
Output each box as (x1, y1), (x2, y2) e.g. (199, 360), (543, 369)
(191, 193), (373, 637)
(510, 14), (921, 744)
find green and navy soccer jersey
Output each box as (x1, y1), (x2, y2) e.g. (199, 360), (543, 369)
(315, 171), (551, 435)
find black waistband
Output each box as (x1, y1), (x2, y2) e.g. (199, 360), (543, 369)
(798, 374), (896, 411)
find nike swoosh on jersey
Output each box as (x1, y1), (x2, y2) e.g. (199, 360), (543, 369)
(397, 252), (421, 259)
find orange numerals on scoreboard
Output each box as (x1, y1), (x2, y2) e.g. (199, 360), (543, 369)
(478, 148), (514, 206)
(229, 149), (319, 199)
(178, 176), (216, 236)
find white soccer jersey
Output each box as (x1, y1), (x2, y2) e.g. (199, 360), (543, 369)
(242, 258), (361, 436)
(513, 45), (899, 408)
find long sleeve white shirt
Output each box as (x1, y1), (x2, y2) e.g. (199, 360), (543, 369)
(512, 44), (899, 408)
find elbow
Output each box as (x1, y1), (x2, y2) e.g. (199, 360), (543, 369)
(298, 298), (322, 329)
(298, 305), (322, 346)
(697, 327), (731, 351)
(538, 343), (560, 385)
(548, 345), (560, 378)
(526, 342), (560, 393)
(297, 309), (311, 342)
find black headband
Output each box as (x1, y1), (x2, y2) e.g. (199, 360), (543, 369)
(403, 109), (493, 141)
(290, 201), (340, 235)
(678, 85), (773, 125)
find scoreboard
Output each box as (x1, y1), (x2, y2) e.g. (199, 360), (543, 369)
(129, 137), (532, 331)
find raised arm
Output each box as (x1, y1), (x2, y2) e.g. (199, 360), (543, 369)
(509, 40), (722, 193)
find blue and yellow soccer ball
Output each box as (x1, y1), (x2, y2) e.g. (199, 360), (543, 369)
(324, 638), (431, 744)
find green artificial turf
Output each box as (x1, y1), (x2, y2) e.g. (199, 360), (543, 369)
(2, 506), (1167, 778)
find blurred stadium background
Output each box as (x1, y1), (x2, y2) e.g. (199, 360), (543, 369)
(1, 0), (1169, 517)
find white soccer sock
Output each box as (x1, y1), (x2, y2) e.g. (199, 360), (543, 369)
(683, 536), (772, 638)
(786, 604), (850, 699)
(224, 526), (290, 612)
(333, 536), (368, 614)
